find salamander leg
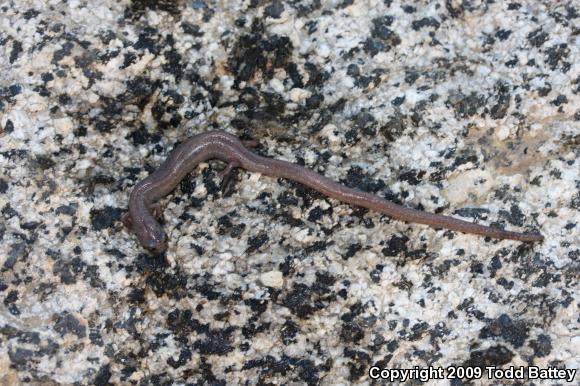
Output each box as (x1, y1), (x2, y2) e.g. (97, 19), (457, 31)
(219, 161), (240, 193)
(121, 212), (132, 229)
(242, 139), (259, 148)
(148, 202), (164, 219)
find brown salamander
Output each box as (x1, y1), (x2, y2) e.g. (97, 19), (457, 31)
(123, 131), (543, 254)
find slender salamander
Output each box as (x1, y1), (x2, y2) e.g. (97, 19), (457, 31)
(123, 131), (543, 254)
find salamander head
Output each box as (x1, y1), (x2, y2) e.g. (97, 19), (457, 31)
(136, 221), (168, 255)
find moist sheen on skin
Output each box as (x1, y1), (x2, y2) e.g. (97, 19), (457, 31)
(124, 131), (544, 254)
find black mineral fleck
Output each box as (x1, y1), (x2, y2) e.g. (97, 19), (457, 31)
(90, 206), (123, 231)
(479, 314), (529, 347)
(53, 312), (86, 338)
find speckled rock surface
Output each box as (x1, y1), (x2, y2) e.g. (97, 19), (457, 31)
(0, 1), (578, 385)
